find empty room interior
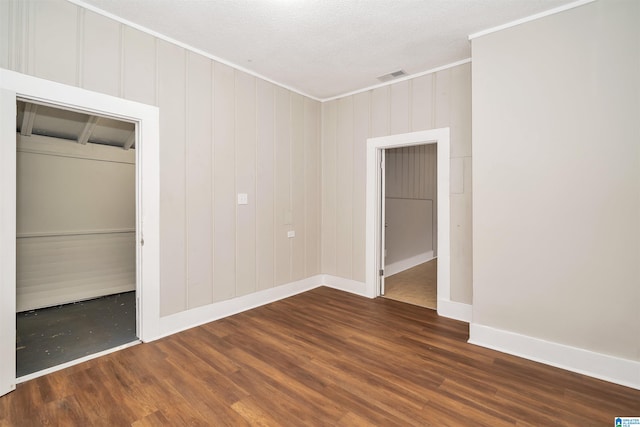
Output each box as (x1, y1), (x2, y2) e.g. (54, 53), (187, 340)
(1, 0), (639, 425)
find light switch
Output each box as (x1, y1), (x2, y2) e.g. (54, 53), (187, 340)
(237, 193), (248, 205)
(287, 230), (295, 238)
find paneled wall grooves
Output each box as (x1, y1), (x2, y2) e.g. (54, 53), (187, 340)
(153, 38), (158, 106)
(408, 80), (414, 131)
(15, 0), (25, 73)
(302, 99), (307, 277)
(24, 0), (33, 75)
(154, 38), (161, 308)
(288, 93), (293, 280)
(352, 91), (370, 282)
(183, 51), (190, 307)
(353, 97), (358, 277)
(332, 100), (340, 273)
(386, 86), (392, 135)
(304, 101), (310, 276)
(212, 62), (238, 303)
(271, 87), (277, 286)
(320, 101), (337, 275)
(305, 98), (321, 277)
(348, 98), (355, 278)
(234, 69), (258, 296)
(400, 147), (405, 197)
(317, 100), (322, 273)
(314, 99), (321, 276)
(333, 99), (340, 275)
(118, 23), (124, 98)
(312, 101), (315, 275)
(431, 73), (437, 127)
(1, 2), (12, 69)
(232, 68), (238, 298)
(254, 77), (259, 291)
(210, 62), (216, 302)
(76, 6), (84, 87)
(154, 38), (159, 107)
(302, 100), (307, 276)
(1, 1), (11, 69)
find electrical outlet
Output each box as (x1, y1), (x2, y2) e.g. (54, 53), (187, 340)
(287, 230), (295, 238)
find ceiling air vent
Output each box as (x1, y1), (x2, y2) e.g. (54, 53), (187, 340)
(377, 69), (407, 83)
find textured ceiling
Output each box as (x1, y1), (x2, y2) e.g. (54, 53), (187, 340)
(75, 0), (576, 100)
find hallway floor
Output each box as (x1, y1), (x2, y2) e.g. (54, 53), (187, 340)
(383, 259), (437, 309)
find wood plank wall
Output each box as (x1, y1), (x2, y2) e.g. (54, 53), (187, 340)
(0, 0), (321, 317)
(321, 65), (472, 303)
(15, 135), (136, 311)
(386, 145), (437, 201)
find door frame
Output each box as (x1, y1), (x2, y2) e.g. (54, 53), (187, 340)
(365, 128), (451, 315)
(0, 69), (161, 394)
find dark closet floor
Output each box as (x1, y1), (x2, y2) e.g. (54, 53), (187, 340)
(16, 291), (137, 377)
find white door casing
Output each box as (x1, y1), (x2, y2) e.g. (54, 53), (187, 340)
(365, 129), (451, 313)
(379, 151), (386, 295)
(0, 69), (161, 396)
(0, 88), (17, 397)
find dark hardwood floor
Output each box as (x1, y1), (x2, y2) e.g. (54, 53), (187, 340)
(1, 287), (638, 426)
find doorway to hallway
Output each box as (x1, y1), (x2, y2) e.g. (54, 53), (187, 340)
(365, 128), (451, 317)
(381, 143), (438, 310)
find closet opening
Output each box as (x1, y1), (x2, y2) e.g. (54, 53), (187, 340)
(1, 69), (160, 397)
(15, 100), (139, 378)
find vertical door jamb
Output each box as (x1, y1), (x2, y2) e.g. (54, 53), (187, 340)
(379, 149), (386, 295)
(0, 88), (17, 397)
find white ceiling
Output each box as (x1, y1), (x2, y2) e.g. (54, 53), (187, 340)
(76, 0), (576, 100)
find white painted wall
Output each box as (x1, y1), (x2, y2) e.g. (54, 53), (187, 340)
(322, 63), (472, 304)
(16, 134), (135, 311)
(472, 0), (639, 362)
(1, 0), (321, 317)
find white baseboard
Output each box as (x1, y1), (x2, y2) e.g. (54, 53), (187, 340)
(323, 275), (473, 326)
(385, 251), (434, 277)
(322, 274), (368, 297)
(437, 299), (472, 322)
(156, 275), (324, 340)
(469, 323), (640, 390)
